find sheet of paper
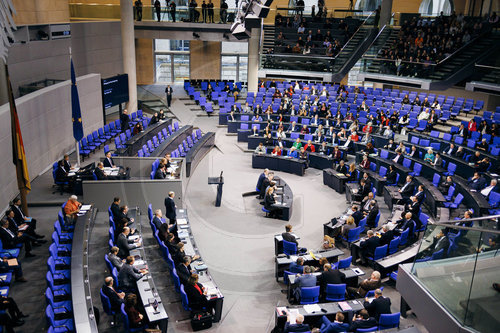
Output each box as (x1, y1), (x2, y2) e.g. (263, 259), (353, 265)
(177, 218), (188, 225)
(133, 260), (145, 266)
(18, 224), (28, 231)
(338, 301), (352, 311)
(303, 304), (321, 313)
(80, 205), (92, 211)
(288, 309), (299, 323)
(7, 259), (18, 266)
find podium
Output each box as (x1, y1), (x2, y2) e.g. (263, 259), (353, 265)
(208, 176), (224, 207)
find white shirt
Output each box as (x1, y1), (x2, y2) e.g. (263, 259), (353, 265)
(481, 186), (494, 197)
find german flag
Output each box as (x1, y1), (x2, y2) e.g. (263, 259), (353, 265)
(6, 65), (30, 192)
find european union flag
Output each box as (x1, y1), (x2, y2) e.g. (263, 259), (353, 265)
(71, 59), (84, 141)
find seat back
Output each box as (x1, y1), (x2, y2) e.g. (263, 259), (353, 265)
(282, 240), (298, 255)
(338, 256), (352, 269)
(300, 286), (320, 304)
(112, 267), (119, 288)
(453, 193), (464, 206)
(379, 166), (387, 177)
(447, 163), (456, 175)
(378, 312), (400, 330)
(388, 237), (400, 254)
(357, 327), (378, 332)
(100, 288), (114, 315)
(180, 284), (191, 311)
(325, 283), (346, 301)
(399, 228), (410, 246)
(432, 173), (441, 187)
(373, 245), (388, 260)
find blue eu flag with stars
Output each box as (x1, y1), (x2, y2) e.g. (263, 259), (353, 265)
(71, 59), (84, 141)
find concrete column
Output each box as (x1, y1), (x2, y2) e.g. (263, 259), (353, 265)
(379, 0), (393, 28)
(247, 27), (260, 94)
(121, 0), (138, 113)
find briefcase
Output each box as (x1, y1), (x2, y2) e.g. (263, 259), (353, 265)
(191, 312), (212, 331)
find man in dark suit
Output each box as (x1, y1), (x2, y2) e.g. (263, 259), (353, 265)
(94, 162), (108, 180)
(445, 143), (457, 156)
(360, 230), (380, 264)
(116, 205), (134, 224)
(396, 212), (415, 238)
(365, 201), (379, 228)
(379, 225), (394, 246)
(10, 198), (38, 232)
(361, 192), (376, 213)
(399, 175), (415, 204)
(118, 256), (147, 293)
(392, 151), (404, 164)
(430, 229), (450, 254)
(120, 109), (130, 133)
(256, 169), (269, 195)
(0, 218), (35, 257)
(288, 257), (304, 274)
(282, 224), (306, 253)
(108, 246), (124, 270)
(349, 309), (377, 331)
(320, 312), (349, 333)
(103, 151), (116, 168)
(259, 172), (274, 199)
(101, 276), (125, 312)
(336, 160), (348, 174)
(318, 263), (346, 293)
(354, 179), (371, 202)
(6, 210), (45, 242)
(116, 227), (141, 259)
(164, 191), (177, 225)
(110, 197), (121, 220)
(351, 205), (363, 226)
(405, 196), (421, 220)
(468, 172), (487, 191)
(165, 85), (173, 107)
(414, 185), (425, 204)
(154, 164), (166, 179)
(283, 313), (310, 333)
(363, 289), (392, 320)
(63, 154), (72, 172)
(151, 209), (164, 231)
(175, 256), (193, 285)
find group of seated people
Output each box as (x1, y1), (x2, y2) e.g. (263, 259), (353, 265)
(152, 154), (174, 179)
(256, 169), (284, 219)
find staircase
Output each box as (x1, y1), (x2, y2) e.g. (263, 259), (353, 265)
(331, 26), (379, 81)
(362, 27), (399, 74)
(262, 24), (275, 53)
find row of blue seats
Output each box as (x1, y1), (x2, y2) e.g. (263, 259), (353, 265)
(45, 203), (76, 332)
(137, 121), (180, 157)
(80, 110), (149, 160)
(169, 129), (203, 159)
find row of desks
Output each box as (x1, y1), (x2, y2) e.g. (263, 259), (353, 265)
(129, 208), (169, 332)
(275, 249), (344, 282)
(119, 119), (173, 156)
(175, 209), (224, 322)
(252, 153), (307, 176)
(150, 125), (193, 157)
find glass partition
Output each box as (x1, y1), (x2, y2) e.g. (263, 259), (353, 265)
(410, 217), (500, 333)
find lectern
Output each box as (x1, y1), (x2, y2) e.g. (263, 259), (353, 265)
(208, 171), (224, 207)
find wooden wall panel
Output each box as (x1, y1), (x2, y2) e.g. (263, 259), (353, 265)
(13, 0), (70, 25)
(189, 40), (221, 80)
(135, 38), (154, 85)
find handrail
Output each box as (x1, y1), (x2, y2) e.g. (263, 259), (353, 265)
(363, 23), (389, 53)
(261, 53), (335, 60)
(435, 33), (483, 65)
(332, 10), (376, 60)
(474, 63), (500, 70)
(432, 214), (500, 235)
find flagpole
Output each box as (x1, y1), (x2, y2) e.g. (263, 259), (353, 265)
(70, 47), (81, 167)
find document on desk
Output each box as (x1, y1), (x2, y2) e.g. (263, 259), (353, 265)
(177, 218), (188, 225)
(68, 172), (76, 177)
(288, 309), (299, 323)
(80, 205), (92, 211)
(0, 289), (7, 295)
(338, 301), (352, 311)
(133, 260), (145, 266)
(129, 234), (140, 241)
(352, 267), (364, 276)
(303, 304), (321, 313)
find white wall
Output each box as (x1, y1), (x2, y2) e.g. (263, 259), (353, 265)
(0, 74), (104, 206)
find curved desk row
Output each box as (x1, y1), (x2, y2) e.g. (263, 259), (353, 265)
(252, 153), (306, 176)
(71, 206), (98, 333)
(121, 119), (173, 156)
(130, 209), (169, 332)
(272, 176), (294, 221)
(185, 132), (215, 177)
(175, 209), (224, 322)
(150, 125), (193, 157)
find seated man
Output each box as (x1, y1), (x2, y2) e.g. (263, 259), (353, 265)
(347, 271), (382, 298)
(0, 218), (36, 258)
(101, 276), (125, 312)
(353, 179), (371, 203)
(284, 313), (310, 333)
(10, 198), (39, 233)
(379, 224), (394, 246)
(468, 172), (487, 191)
(360, 192), (375, 214)
(282, 224), (306, 253)
(351, 205), (363, 226)
(364, 201), (379, 228)
(6, 209), (44, 240)
(154, 164), (166, 179)
(94, 162), (108, 180)
(293, 266), (317, 303)
(363, 288), (391, 320)
(359, 230), (380, 264)
(348, 309), (377, 332)
(395, 212), (415, 239)
(287, 146), (298, 158)
(118, 256), (148, 293)
(175, 255), (193, 285)
(108, 246), (124, 270)
(398, 175), (415, 204)
(288, 257), (305, 274)
(0, 256), (26, 282)
(318, 263), (346, 294)
(116, 227), (141, 259)
(103, 151), (116, 168)
(320, 312), (349, 333)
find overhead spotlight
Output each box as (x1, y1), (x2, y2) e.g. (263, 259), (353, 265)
(230, 22), (250, 40)
(192, 32), (200, 38)
(244, 14), (261, 28)
(250, 1), (270, 18)
(261, 0), (273, 6)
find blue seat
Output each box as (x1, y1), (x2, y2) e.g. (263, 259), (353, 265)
(325, 283), (346, 301)
(445, 162), (456, 176)
(45, 304), (75, 332)
(300, 286), (320, 304)
(386, 173), (399, 186)
(283, 270), (294, 285)
(0, 239), (20, 258)
(47, 256), (70, 282)
(432, 173), (441, 187)
(367, 244), (388, 262)
(262, 206), (270, 217)
(399, 228), (410, 247)
(120, 303), (146, 332)
(388, 237), (400, 255)
(337, 256), (352, 269)
(46, 272), (71, 300)
(357, 327), (378, 332)
(365, 286), (384, 298)
(378, 312), (400, 330)
(0, 272), (12, 286)
(343, 226), (363, 244)
(45, 287), (73, 320)
(104, 254), (114, 273)
(410, 163), (422, 177)
(180, 284), (192, 311)
(444, 193), (464, 209)
(282, 240), (297, 255)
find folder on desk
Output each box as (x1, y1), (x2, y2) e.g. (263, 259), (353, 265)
(177, 218), (188, 225)
(81, 205), (92, 211)
(338, 301), (352, 311)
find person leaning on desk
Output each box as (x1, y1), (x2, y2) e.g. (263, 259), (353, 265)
(118, 256), (148, 293)
(264, 186), (282, 219)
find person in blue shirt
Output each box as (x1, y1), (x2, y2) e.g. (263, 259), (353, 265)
(288, 257), (304, 274)
(287, 146), (298, 158)
(251, 114), (262, 122)
(423, 148), (435, 163)
(293, 266), (317, 301)
(320, 312), (349, 333)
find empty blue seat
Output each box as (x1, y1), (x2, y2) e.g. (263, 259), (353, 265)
(325, 284), (346, 301)
(300, 286), (320, 304)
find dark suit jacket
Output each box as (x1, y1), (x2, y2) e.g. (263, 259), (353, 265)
(102, 285), (124, 312)
(379, 230), (394, 246)
(10, 205), (27, 225)
(366, 207), (379, 228)
(352, 211), (363, 226)
(358, 184), (371, 199)
(399, 219), (415, 236)
(400, 182), (415, 198)
(176, 263), (191, 285)
(103, 157), (115, 168)
(116, 233), (135, 258)
(55, 166), (67, 182)
(433, 236), (450, 253)
(349, 317), (378, 331)
(363, 296), (392, 320)
(264, 193), (276, 210)
(284, 322), (311, 333)
(319, 269), (346, 289)
(256, 173), (266, 192)
(336, 164), (347, 174)
(108, 252), (124, 270)
(414, 190), (425, 204)
(111, 203), (121, 220)
(164, 197), (176, 220)
(386, 170), (398, 184)
(0, 227), (19, 248)
(184, 282), (208, 311)
(360, 236), (380, 257)
(118, 264), (142, 291)
(95, 167), (107, 180)
(154, 168), (166, 179)
(152, 216), (163, 231)
(63, 160), (72, 171)
(358, 279), (382, 297)
(406, 201), (421, 218)
(282, 232), (298, 245)
(469, 177), (487, 191)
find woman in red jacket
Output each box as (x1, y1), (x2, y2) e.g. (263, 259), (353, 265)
(124, 294), (149, 328)
(362, 122), (373, 134)
(360, 154), (371, 169)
